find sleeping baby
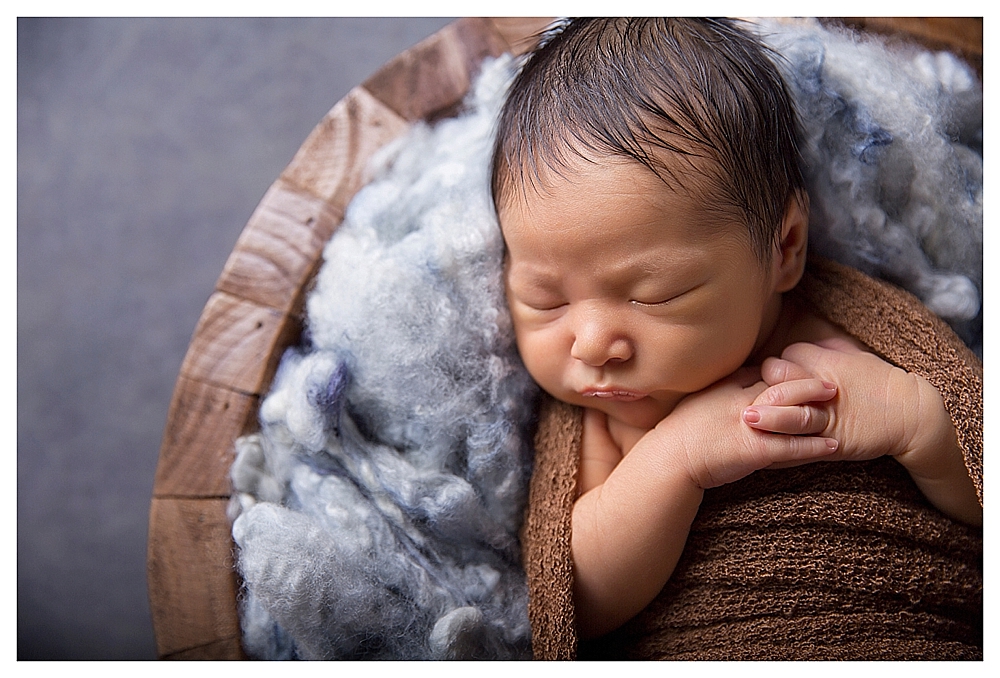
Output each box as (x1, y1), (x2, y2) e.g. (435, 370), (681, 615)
(490, 17), (982, 651)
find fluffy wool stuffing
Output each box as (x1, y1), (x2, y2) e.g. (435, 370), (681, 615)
(758, 19), (982, 353)
(229, 21), (982, 661)
(230, 56), (538, 660)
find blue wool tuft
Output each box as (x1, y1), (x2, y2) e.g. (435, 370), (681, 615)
(229, 20), (983, 661)
(852, 122), (893, 165)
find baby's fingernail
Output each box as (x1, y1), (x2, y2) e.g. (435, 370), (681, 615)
(822, 381), (837, 391)
(826, 438), (839, 451)
(742, 408), (761, 424)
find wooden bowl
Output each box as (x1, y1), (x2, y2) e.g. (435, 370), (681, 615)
(146, 17), (981, 660)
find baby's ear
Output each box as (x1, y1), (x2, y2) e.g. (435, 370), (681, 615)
(773, 190), (809, 293)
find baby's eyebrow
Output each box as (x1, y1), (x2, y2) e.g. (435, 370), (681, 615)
(506, 268), (559, 290)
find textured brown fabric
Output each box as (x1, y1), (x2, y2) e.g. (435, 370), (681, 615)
(521, 396), (582, 660)
(521, 257), (983, 660)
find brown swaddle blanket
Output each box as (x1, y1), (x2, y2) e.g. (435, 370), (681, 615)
(521, 256), (983, 660)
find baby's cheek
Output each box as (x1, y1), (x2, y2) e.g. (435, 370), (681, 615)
(512, 328), (543, 367)
(519, 332), (565, 387)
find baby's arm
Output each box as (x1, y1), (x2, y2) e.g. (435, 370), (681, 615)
(571, 371), (839, 638)
(577, 408), (623, 497)
(745, 340), (981, 526)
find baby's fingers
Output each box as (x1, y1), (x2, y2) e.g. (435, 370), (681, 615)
(698, 431), (839, 488)
(751, 378), (837, 407)
(761, 355), (813, 386)
(747, 432), (839, 472)
(743, 403), (831, 436)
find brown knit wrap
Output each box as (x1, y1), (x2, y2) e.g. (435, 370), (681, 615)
(521, 257), (983, 660)
(521, 396), (582, 660)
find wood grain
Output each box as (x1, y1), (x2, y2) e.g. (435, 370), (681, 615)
(217, 89), (409, 318)
(487, 17), (554, 55)
(215, 179), (343, 314)
(178, 291), (301, 396)
(154, 376), (259, 498)
(362, 17), (509, 122)
(840, 17), (982, 55)
(280, 86), (410, 214)
(147, 498), (244, 659)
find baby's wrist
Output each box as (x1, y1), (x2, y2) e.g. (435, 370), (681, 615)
(893, 375), (958, 480)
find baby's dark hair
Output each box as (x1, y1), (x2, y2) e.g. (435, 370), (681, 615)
(490, 18), (805, 260)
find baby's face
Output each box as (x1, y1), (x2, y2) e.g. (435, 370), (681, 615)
(500, 159), (783, 431)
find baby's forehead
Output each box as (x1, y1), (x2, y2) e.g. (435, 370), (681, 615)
(500, 157), (738, 233)
(501, 161), (759, 272)
(502, 143), (726, 203)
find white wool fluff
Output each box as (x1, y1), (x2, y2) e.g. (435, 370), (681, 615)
(230, 55), (538, 660)
(757, 19), (982, 353)
(229, 21), (983, 661)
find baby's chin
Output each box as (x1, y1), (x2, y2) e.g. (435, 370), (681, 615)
(573, 392), (681, 432)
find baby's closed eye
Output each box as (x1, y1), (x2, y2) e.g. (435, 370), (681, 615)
(629, 281), (703, 310)
(514, 293), (567, 312)
(629, 295), (674, 307)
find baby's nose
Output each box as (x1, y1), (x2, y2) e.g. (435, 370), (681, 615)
(570, 317), (633, 366)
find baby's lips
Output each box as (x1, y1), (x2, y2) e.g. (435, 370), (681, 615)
(581, 388), (646, 402)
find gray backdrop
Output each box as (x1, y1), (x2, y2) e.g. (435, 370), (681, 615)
(17, 17), (455, 660)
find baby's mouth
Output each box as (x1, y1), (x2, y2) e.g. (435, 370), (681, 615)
(580, 388), (645, 402)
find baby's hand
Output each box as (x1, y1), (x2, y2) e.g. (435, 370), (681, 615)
(745, 339), (921, 462)
(743, 339), (980, 525)
(658, 368), (839, 489)
(740, 376), (838, 437)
